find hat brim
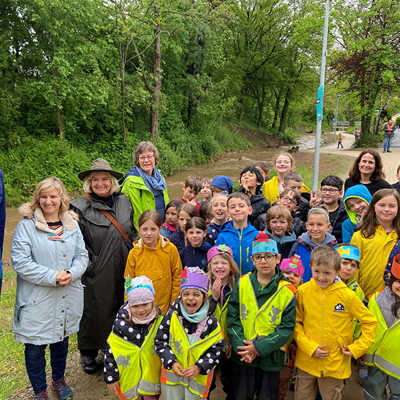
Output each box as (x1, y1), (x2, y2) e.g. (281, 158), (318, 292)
(78, 169), (123, 181)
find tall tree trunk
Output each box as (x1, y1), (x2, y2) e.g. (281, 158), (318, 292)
(278, 88), (290, 133)
(151, 13), (161, 140)
(55, 92), (65, 139)
(374, 89), (392, 135)
(271, 90), (281, 130)
(119, 46), (127, 142)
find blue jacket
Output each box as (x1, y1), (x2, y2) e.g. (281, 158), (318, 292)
(170, 228), (185, 253)
(216, 221), (259, 275)
(206, 220), (229, 246)
(342, 185), (372, 243)
(289, 231), (337, 283)
(179, 242), (212, 271)
(0, 169), (5, 289)
(11, 206), (88, 345)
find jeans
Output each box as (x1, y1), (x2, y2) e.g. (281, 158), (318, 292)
(361, 366), (400, 400)
(383, 134), (393, 152)
(24, 337), (69, 394)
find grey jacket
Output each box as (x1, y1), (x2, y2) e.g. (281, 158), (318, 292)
(11, 206), (88, 345)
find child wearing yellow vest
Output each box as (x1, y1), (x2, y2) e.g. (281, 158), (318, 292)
(155, 267), (224, 399)
(361, 258), (400, 399)
(207, 244), (239, 399)
(104, 275), (162, 400)
(226, 232), (296, 400)
(294, 245), (377, 400)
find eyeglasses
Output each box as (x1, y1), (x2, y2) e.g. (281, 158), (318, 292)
(320, 188), (339, 193)
(139, 155), (154, 161)
(253, 254), (276, 261)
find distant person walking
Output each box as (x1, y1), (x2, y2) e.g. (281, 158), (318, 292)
(337, 132), (344, 149)
(354, 127), (360, 141)
(383, 119), (395, 153)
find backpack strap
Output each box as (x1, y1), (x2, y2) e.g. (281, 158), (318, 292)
(84, 193), (132, 249)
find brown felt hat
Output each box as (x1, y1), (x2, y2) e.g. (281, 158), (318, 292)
(78, 158), (123, 181)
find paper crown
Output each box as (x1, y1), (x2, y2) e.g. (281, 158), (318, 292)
(180, 267), (210, 293)
(335, 244), (360, 262)
(252, 232), (278, 255)
(207, 244), (233, 263)
(280, 255), (304, 277)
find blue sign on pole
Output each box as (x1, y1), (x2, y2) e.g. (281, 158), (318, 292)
(316, 85), (324, 121)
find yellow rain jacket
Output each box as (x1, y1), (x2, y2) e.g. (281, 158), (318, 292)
(262, 176), (309, 204)
(294, 278), (377, 379)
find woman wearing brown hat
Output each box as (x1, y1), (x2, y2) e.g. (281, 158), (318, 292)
(71, 159), (136, 374)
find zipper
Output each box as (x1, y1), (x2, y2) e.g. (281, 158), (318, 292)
(320, 290), (325, 377)
(238, 229), (243, 274)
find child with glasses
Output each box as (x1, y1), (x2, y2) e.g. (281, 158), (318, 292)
(226, 233), (296, 400)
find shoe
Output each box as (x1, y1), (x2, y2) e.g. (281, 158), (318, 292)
(80, 354), (101, 374)
(387, 150), (392, 152)
(34, 391), (48, 400)
(51, 377), (73, 400)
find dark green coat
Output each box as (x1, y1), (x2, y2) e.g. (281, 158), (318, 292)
(71, 192), (136, 351)
(227, 270), (296, 372)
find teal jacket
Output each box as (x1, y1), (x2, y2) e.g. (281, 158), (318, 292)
(227, 270), (296, 372)
(122, 175), (169, 231)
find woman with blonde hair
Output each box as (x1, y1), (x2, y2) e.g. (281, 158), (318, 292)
(12, 177), (88, 400)
(71, 159), (135, 374)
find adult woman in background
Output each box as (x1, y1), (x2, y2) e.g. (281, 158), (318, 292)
(12, 177), (88, 400)
(344, 149), (391, 196)
(71, 159), (135, 374)
(122, 141), (169, 231)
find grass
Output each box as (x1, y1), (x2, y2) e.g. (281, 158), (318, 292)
(0, 267), (78, 399)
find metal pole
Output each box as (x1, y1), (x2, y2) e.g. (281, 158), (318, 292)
(312, 0), (330, 191)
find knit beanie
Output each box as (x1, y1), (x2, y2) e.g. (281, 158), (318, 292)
(252, 232), (278, 255)
(280, 255), (304, 278)
(125, 275), (155, 306)
(207, 244), (233, 263)
(180, 267), (210, 294)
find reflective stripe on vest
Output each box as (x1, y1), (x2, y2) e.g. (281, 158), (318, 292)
(239, 274), (295, 340)
(163, 311), (223, 398)
(208, 290), (230, 340)
(365, 292), (400, 379)
(107, 316), (162, 399)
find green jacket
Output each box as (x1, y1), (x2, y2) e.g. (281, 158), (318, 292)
(227, 270), (296, 372)
(122, 175), (169, 231)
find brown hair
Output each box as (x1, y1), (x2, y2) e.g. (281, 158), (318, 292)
(265, 205), (293, 231)
(227, 192), (251, 206)
(134, 141), (160, 166)
(207, 253), (239, 290)
(138, 210), (162, 228)
(177, 202), (197, 218)
(253, 161), (269, 177)
(279, 189), (301, 206)
(358, 189), (400, 238)
(310, 245), (341, 271)
(184, 216), (207, 232)
(348, 149), (385, 182)
(184, 176), (202, 194)
(283, 171), (303, 185)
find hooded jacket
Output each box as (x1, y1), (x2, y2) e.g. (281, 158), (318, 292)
(264, 229), (297, 259)
(342, 185), (372, 243)
(351, 226), (398, 298)
(216, 221), (259, 275)
(179, 241), (212, 271)
(124, 236), (182, 314)
(11, 205), (88, 345)
(294, 278), (377, 379)
(289, 232), (337, 283)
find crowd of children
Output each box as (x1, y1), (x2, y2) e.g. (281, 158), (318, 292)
(102, 151), (400, 400)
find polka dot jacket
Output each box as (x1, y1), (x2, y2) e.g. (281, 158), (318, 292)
(104, 303), (161, 384)
(154, 299), (224, 375)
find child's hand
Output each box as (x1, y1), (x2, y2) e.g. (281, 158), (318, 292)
(212, 278), (223, 300)
(225, 343), (232, 359)
(172, 362), (185, 376)
(309, 191), (320, 207)
(183, 365), (200, 379)
(237, 340), (259, 363)
(107, 382), (120, 396)
(312, 345), (329, 359)
(342, 345), (353, 357)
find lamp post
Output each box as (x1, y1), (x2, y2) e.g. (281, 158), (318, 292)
(312, 0), (330, 192)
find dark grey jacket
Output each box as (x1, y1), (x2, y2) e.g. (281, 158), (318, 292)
(71, 192), (136, 350)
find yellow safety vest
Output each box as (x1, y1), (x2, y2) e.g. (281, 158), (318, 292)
(239, 273), (295, 340)
(107, 316), (162, 400)
(160, 311), (223, 398)
(208, 290), (230, 341)
(365, 292), (400, 379)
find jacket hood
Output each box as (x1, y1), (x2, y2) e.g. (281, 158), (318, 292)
(343, 184), (372, 224)
(222, 220), (259, 236)
(19, 203), (78, 231)
(264, 229), (296, 245)
(298, 231), (337, 248)
(122, 174), (150, 191)
(310, 276), (345, 292)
